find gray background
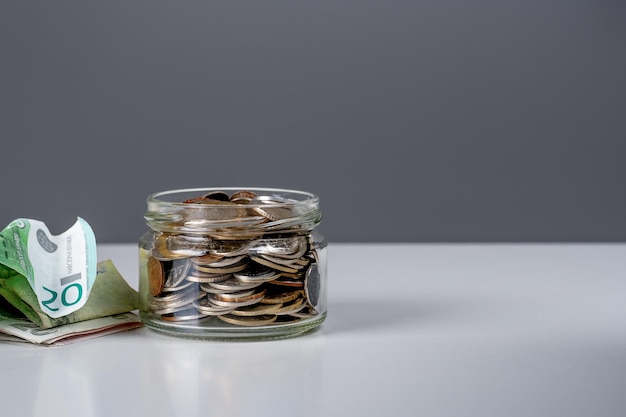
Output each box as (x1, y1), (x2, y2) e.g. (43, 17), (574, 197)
(1, 1), (624, 243)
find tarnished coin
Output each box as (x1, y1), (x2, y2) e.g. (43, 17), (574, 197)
(147, 257), (165, 296)
(218, 314), (278, 327)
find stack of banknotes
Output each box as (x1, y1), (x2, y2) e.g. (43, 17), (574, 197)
(0, 218), (141, 345)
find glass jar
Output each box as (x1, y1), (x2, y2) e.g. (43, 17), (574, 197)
(138, 187), (327, 340)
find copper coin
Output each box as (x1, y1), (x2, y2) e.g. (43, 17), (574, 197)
(147, 257), (165, 296)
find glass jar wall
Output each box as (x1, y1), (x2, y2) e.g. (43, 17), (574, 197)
(138, 187), (327, 340)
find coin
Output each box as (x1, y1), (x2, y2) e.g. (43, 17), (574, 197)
(193, 298), (235, 315)
(186, 271), (232, 283)
(255, 236), (308, 259)
(230, 190), (258, 204)
(163, 258), (191, 289)
(305, 262), (321, 308)
(192, 254), (246, 268)
(202, 191), (230, 201)
(250, 196), (296, 221)
(250, 256), (299, 274)
(208, 239), (259, 257)
(205, 276), (262, 291)
(274, 297), (306, 315)
(152, 233), (190, 260)
(233, 267), (280, 283)
(193, 260), (248, 274)
(147, 256), (165, 296)
(212, 288), (257, 301)
(190, 253), (224, 265)
(208, 290), (265, 308)
(229, 302), (283, 317)
(218, 314), (277, 327)
(267, 277), (304, 288)
(261, 289), (303, 305)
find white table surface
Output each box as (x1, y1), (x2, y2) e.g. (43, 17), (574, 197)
(1, 243), (625, 417)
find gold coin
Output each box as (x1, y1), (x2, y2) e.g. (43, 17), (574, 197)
(147, 256), (165, 296)
(218, 314), (277, 327)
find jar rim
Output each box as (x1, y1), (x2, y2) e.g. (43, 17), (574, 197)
(148, 187), (319, 208)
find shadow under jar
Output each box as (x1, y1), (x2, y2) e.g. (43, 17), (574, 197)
(139, 187), (327, 341)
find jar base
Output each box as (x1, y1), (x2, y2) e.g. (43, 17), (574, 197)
(140, 311), (326, 341)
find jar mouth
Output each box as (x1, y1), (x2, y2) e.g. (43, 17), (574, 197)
(149, 187), (319, 207)
(145, 187), (321, 235)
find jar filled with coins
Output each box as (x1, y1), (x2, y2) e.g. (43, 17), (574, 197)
(138, 187), (327, 340)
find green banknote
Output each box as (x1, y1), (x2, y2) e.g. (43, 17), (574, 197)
(0, 218), (97, 317)
(0, 259), (138, 329)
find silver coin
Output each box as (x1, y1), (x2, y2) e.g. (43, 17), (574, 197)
(304, 262), (321, 308)
(208, 239), (259, 257)
(252, 236), (304, 257)
(193, 259), (248, 274)
(186, 271), (232, 283)
(164, 258), (192, 288)
(233, 267), (281, 283)
(214, 288), (256, 300)
(206, 276), (263, 291)
(162, 279), (195, 292)
(193, 298), (235, 315)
